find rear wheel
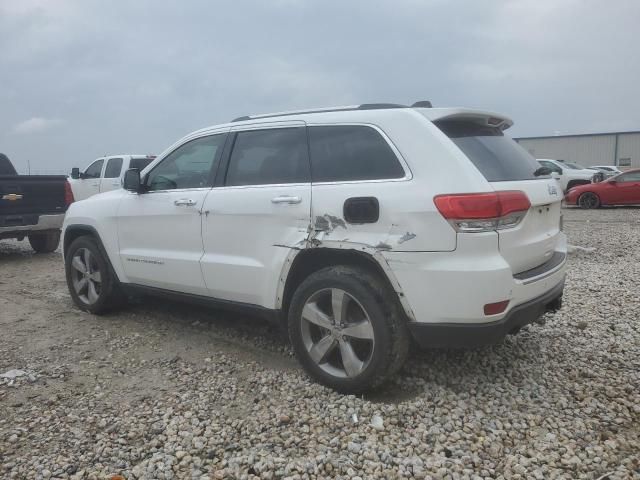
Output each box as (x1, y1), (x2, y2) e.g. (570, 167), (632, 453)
(288, 265), (409, 393)
(578, 192), (600, 209)
(65, 236), (124, 314)
(28, 231), (60, 253)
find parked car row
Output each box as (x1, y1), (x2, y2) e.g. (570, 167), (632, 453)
(534, 157), (640, 209)
(588, 165), (623, 179)
(565, 168), (640, 208)
(537, 158), (599, 192)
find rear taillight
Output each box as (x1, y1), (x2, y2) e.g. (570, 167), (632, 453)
(434, 191), (530, 233)
(64, 181), (75, 207)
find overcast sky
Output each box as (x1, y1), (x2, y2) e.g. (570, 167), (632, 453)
(1, 0), (639, 174)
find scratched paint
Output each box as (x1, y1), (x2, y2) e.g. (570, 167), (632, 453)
(398, 232), (417, 244)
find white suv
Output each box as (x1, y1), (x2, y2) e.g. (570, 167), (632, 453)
(62, 103), (567, 393)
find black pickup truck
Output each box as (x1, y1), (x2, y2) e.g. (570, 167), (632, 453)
(0, 153), (72, 253)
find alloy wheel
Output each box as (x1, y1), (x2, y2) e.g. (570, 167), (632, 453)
(300, 288), (375, 378)
(70, 248), (102, 304)
(579, 192), (598, 209)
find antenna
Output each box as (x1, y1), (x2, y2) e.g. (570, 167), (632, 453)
(27, 158), (31, 175)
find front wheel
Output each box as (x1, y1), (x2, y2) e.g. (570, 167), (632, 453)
(65, 236), (124, 314)
(578, 192), (600, 209)
(28, 231), (60, 253)
(288, 265), (409, 394)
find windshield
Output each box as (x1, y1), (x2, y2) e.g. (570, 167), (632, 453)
(436, 120), (544, 181)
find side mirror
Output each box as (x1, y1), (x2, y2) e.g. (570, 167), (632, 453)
(557, 168), (563, 175)
(123, 168), (143, 193)
(70, 167), (80, 179)
(609, 179), (617, 185)
(551, 171), (561, 179)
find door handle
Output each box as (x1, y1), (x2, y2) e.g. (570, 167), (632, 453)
(271, 195), (302, 205)
(174, 198), (197, 206)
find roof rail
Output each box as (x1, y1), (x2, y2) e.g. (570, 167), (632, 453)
(357, 103), (408, 110)
(230, 102), (413, 122)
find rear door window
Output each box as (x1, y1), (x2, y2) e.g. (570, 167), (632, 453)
(308, 125), (405, 182)
(436, 120), (542, 182)
(225, 128), (309, 186)
(104, 158), (123, 178)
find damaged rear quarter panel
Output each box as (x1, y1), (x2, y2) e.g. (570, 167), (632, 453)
(309, 182), (456, 252)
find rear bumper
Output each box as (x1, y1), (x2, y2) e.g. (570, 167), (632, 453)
(383, 233), (567, 325)
(408, 279), (564, 348)
(0, 213), (65, 239)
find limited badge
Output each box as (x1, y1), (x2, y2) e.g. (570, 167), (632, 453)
(547, 185), (558, 195)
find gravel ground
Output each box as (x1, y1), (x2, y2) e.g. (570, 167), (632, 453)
(1, 207), (638, 480)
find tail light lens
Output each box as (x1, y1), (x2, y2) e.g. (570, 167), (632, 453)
(484, 300), (510, 315)
(434, 191), (530, 233)
(64, 180), (75, 207)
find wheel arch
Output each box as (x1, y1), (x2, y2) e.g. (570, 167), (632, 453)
(277, 246), (415, 322)
(63, 224), (123, 282)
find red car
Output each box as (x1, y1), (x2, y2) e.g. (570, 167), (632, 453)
(565, 168), (640, 208)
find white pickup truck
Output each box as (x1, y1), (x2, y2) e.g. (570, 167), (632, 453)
(69, 155), (155, 201)
(537, 158), (597, 192)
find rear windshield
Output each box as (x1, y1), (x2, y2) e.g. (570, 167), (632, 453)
(436, 120), (543, 182)
(0, 153), (18, 175)
(130, 157), (153, 171)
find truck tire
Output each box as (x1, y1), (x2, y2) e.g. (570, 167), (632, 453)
(28, 231), (60, 253)
(288, 265), (409, 394)
(65, 235), (125, 314)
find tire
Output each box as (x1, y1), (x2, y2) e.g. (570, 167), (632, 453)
(578, 192), (600, 209)
(288, 265), (409, 394)
(64, 235), (125, 314)
(28, 231), (60, 253)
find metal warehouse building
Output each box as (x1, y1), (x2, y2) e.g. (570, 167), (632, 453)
(515, 131), (640, 168)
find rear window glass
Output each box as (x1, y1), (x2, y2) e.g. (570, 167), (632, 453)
(225, 128), (309, 186)
(309, 125), (405, 182)
(436, 120), (542, 182)
(130, 157), (153, 171)
(0, 153), (17, 175)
